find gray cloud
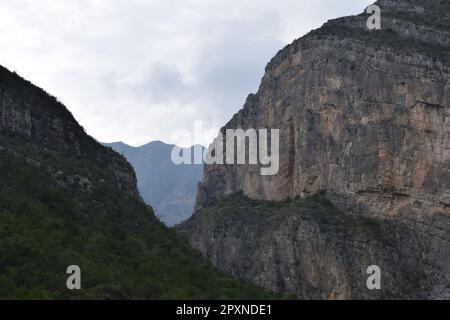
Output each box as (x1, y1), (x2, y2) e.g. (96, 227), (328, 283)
(0, 0), (373, 146)
(129, 63), (188, 104)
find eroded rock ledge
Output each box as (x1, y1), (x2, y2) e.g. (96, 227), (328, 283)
(178, 194), (426, 299)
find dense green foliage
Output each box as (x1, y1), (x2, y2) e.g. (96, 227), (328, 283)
(0, 140), (276, 300)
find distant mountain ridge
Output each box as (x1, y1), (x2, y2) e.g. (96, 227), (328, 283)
(104, 141), (203, 226)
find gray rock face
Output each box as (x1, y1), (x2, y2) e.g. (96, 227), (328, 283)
(180, 0), (450, 299)
(0, 66), (139, 197)
(105, 141), (203, 226)
(178, 194), (425, 299)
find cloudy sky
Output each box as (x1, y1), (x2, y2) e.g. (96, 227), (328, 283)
(0, 0), (372, 146)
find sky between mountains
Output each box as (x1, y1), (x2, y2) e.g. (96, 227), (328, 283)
(0, 0), (372, 147)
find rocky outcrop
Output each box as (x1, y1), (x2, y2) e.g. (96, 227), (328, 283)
(179, 194), (426, 299)
(180, 0), (450, 299)
(0, 66), (139, 197)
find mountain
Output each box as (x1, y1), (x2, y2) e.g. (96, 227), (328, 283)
(0, 65), (275, 299)
(178, 0), (450, 299)
(103, 141), (203, 226)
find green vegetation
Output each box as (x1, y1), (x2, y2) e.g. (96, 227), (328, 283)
(189, 192), (388, 240)
(384, 10), (450, 33)
(312, 25), (450, 63)
(0, 141), (276, 299)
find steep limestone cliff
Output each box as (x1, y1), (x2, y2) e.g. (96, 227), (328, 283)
(179, 0), (450, 299)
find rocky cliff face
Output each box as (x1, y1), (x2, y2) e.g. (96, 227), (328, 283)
(179, 0), (450, 299)
(181, 194), (426, 299)
(0, 66), (139, 197)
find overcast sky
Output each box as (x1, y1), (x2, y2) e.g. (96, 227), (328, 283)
(0, 0), (373, 147)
